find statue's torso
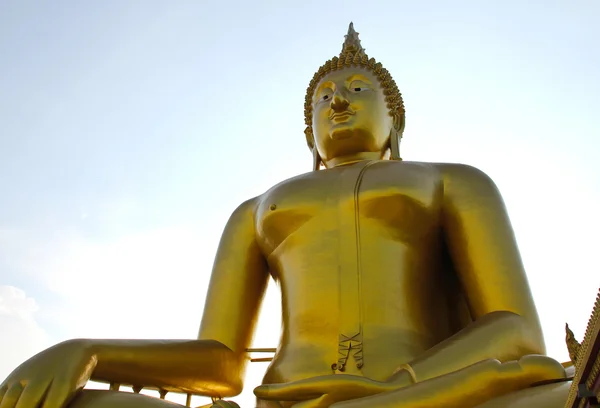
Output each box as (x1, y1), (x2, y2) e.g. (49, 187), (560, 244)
(255, 161), (464, 384)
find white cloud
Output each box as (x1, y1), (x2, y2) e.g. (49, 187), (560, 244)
(0, 286), (49, 381)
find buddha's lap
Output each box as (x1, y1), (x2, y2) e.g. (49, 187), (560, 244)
(257, 381), (572, 408)
(69, 381), (572, 408)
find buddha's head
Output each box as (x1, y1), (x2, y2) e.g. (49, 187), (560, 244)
(304, 23), (405, 169)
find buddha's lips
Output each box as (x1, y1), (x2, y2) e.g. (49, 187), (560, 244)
(330, 110), (355, 120)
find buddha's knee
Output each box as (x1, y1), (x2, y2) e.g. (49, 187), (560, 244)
(69, 390), (184, 408)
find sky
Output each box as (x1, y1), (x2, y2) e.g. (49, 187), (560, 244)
(0, 1), (599, 406)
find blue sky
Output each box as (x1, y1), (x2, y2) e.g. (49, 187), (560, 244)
(1, 1), (599, 406)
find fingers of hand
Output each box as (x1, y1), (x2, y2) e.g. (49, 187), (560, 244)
(256, 376), (346, 400)
(255, 376), (383, 402)
(14, 380), (53, 408)
(0, 383), (24, 408)
(41, 379), (75, 408)
(42, 355), (97, 408)
(254, 379), (326, 401)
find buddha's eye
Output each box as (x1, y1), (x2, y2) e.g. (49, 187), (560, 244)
(350, 86), (370, 93)
(317, 89), (334, 104)
(349, 80), (371, 93)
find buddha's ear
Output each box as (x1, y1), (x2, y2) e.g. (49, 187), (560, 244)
(389, 129), (401, 161)
(305, 126), (315, 149)
(305, 127), (322, 170)
(312, 147), (322, 171)
(389, 114), (404, 161)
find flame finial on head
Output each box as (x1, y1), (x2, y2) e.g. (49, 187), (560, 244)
(340, 22), (366, 58)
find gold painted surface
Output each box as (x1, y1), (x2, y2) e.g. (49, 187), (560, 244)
(0, 23), (573, 408)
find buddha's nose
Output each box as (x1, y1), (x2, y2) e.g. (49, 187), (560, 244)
(331, 91), (350, 111)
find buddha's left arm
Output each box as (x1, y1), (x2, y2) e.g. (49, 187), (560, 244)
(403, 163), (546, 383)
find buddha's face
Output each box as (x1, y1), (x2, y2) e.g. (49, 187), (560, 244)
(312, 67), (393, 163)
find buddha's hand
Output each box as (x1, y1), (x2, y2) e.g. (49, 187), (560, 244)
(327, 356), (568, 408)
(0, 339), (97, 408)
(254, 374), (406, 408)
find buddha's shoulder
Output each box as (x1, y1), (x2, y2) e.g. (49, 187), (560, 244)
(426, 162), (487, 177)
(397, 160), (484, 175)
(242, 172), (318, 212)
(385, 160), (485, 178)
(257, 169), (323, 196)
(428, 162), (500, 194)
(393, 161), (499, 191)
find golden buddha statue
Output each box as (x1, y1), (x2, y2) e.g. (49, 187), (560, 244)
(0, 23), (572, 408)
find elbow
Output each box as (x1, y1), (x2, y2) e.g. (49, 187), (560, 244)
(207, 378), (244, 399)
(213, 358), (245, 397)
(187, 378), (243, 399)
(217, 348), (247, 396)
(193, 348), (246, 397)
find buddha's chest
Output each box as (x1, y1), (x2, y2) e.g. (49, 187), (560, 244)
(255, 161), (444, 256)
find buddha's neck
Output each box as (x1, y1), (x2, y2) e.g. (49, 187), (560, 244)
(325, 151), (388, 168)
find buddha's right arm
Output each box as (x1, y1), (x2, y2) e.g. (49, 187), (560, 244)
(94, 197), (269, 398)
(89, 339), (242, 396)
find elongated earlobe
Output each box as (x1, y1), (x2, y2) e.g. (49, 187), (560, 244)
(390, 113), (405, 161)
(312, 147), (322, 171)
(389, 127), (402, 161)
